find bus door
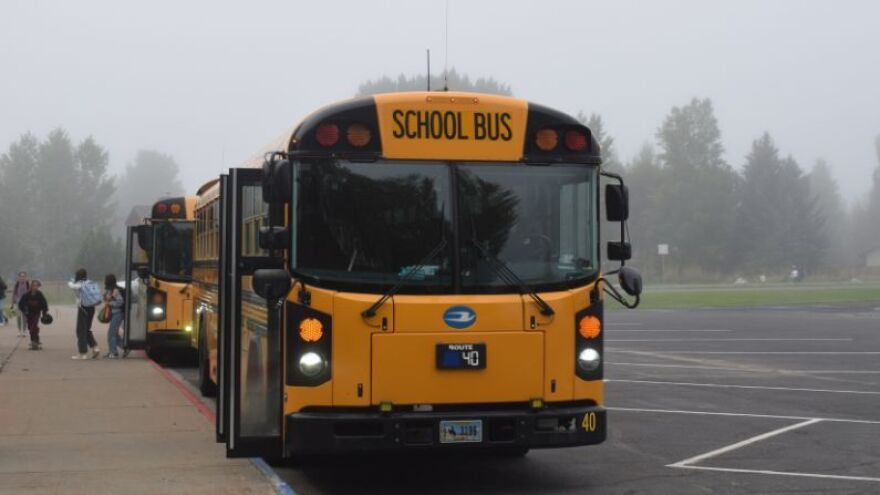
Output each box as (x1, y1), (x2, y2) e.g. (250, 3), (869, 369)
(124, 224), (152, 351)
(218, 168), (284, 458)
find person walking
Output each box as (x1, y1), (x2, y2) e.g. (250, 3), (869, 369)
(12, 272), (30, 337)
(103, 274), (124, 358)
(68, 268), (101, 360)
(0, 275), (7, 326)
(17, 280), (48, 350)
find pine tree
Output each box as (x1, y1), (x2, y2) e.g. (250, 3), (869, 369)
(0, 133), (39, 273)
(808, 159), (848, 268)
(357, 68), (512, 96)
(576, 112), (621, 171)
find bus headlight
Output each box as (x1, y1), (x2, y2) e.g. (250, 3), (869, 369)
(578, 348), (601, 371)
(151, 306), (165, 317)
(299, 352), (326, 377)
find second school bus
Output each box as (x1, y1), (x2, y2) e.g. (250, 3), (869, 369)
(193, 91), (641, 459)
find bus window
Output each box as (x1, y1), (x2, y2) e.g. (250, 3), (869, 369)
(152, 222), (194, 280)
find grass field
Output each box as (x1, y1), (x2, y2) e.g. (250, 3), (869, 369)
(608, 282), (880, 310)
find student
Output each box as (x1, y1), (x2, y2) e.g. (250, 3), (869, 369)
(17, 280), (48, 350)
(0, 275), (7, 326)
(103, 274), (124, 358)
(68, 268), (101, 360)
(12, 271), (30, 337)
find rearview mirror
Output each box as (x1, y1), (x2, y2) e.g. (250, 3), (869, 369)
(253, 269), (292, 302)
(607, 241), (632, 261)
(135, 225), (152, 252)
(605, 184), (629, 222)
(262, 157), (291, 205)
(618, 266), (643, 297)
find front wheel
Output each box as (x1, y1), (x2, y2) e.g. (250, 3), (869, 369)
(198, 319), (216, 397)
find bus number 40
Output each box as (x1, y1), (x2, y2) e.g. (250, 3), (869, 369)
(581, 412), (597, 432)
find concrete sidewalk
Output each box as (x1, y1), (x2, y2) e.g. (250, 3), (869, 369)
(0, 307), (274, 495)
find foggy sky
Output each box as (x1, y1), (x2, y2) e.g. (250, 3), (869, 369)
(2, 0), (879, 204)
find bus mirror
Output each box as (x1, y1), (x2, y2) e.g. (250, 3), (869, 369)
(137, 266), (150, 281)
(262, 157), (291, 205)
(605, 184), (629, 222)
(607, 241), (632, 261)
(135, 225), (152, 252)
(253, 269), (292, 302)
(259, 226), (290, 251)
(618, 266), (643, 297)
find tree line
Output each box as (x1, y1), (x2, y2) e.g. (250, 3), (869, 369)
(0, 129), (183, 280)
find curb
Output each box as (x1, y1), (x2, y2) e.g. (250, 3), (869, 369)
(147, 358), (297, 495)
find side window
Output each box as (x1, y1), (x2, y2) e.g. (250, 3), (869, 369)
(241, 185), (269, 257)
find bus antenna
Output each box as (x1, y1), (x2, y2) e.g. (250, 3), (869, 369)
(426, 49), (431, 91)
(443, 0), (449, 91)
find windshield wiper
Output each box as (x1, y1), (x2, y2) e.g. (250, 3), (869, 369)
(361, 238), (448, 318)
(470, 238), (555, 316)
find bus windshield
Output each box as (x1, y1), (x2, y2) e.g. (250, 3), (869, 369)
(291, 159), (596, 292)
(152, 221), (194, 281)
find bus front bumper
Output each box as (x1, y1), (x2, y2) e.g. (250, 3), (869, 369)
(146, 330), (192, 349)
(286, 403), (605, 455)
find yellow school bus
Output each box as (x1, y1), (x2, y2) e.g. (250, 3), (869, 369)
(124, 197), (197, 359)
(201, 92), (641, 459)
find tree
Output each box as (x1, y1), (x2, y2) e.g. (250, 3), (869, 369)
(74, 226), (125, 279)
(357, 68), (512, 96)
(115, 150), (184, 231)
(851, 135), (880, 264)
(0, 133), (39, 274)
(625, 143), (664, 276)
(654, 98), (739, 277)
(735, 133), (825, 274)
(808, 159), (849, 268)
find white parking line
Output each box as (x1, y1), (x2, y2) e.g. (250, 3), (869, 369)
(606, 338), (851, 342)
(607, 406), (880, 425)
(668, 418), (821, 467)
(606, 379), (880, 395)
(671, 465), (880, 483)
(608, 351), (880, 355)
(609, 362), (880, 375)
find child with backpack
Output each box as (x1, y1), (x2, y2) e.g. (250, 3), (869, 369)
(68, 268), (101, 359)
(17, 279), (49, 350)
(102, 274), (125, 358)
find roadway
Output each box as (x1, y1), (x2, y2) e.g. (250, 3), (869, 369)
(169, 302), (880, 494)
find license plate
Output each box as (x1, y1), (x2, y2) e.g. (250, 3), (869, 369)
(439, 420), (483, 444)
(436, 343), (486, 369)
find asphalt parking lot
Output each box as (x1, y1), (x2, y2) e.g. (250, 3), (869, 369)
(170, 302), (880, 494)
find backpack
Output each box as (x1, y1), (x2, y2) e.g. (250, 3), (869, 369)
(79, 280), (103, 307)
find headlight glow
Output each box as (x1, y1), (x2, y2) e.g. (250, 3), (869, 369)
(298, 352), (325, 377)
(578, 348), (601, 371)
(184, 325), (193, 332)
(151, 307), (165, 316)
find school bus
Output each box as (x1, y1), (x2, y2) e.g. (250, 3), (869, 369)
(198, 92), (642, 459)
(123, 197), (198, 359)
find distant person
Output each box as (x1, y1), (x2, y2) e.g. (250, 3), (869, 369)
(103, 274), (124, 358)
(12, 271), (30, 337)
(0, 275), (7, 326)
(68, 268), (101, 360)
(17, 280), (48, 350)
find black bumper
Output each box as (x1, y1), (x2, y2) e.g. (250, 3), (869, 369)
(146, 330), (192, 349)
(286, 403), (605, 455)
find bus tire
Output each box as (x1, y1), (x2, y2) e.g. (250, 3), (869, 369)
(198, 319), (217, 397)
(146, 346), (164, 363)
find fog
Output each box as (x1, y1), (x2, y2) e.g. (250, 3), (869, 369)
(2, 0), (878, 200)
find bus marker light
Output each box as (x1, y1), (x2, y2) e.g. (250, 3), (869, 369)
(346, 123), (371, 147)
(170, 203), (181, 215)
(578, 316), (601, 339)
(315, 122), (340, 147)
(530, 398), (544, 409)
(564, 130), (588, 152)
(535, 128), (558, 151)
(299, 318), (323, 342)
(379, 401), (393, 413)
(155, 203), (168, 214)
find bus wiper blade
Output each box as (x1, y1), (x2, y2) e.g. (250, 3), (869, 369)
(361, 238), (448, 318)
(470, 238), (555, 316)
